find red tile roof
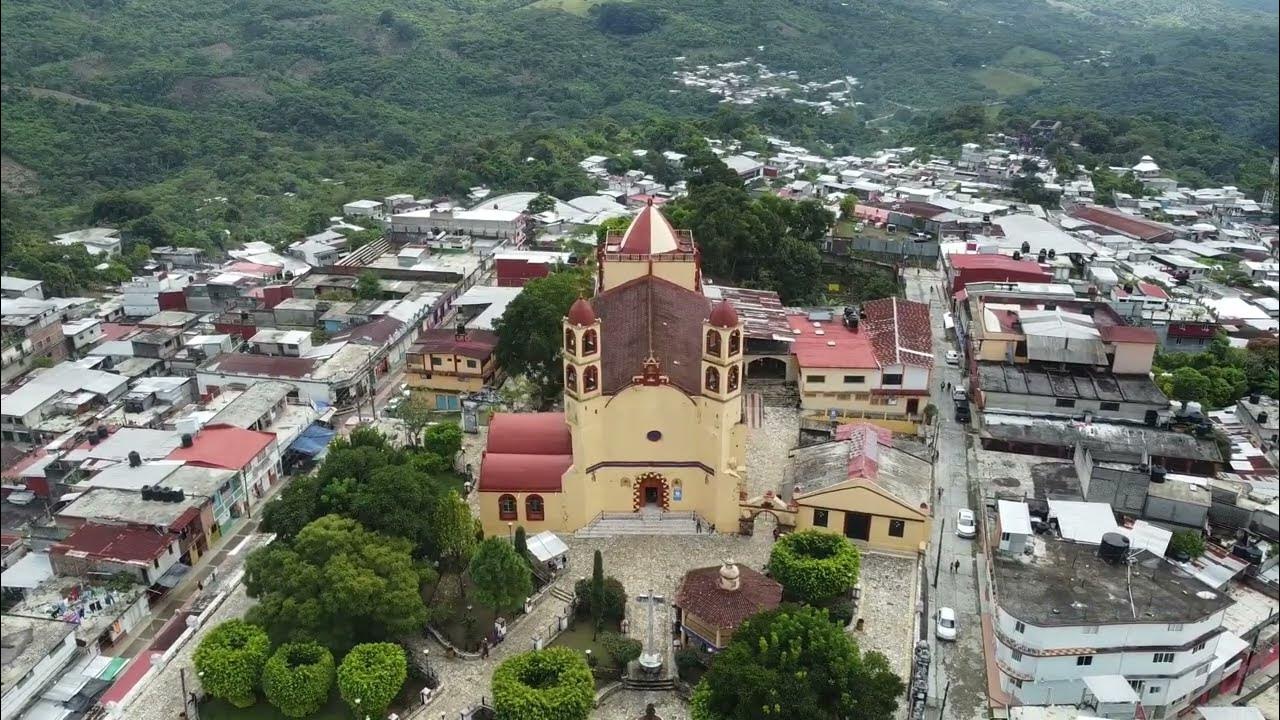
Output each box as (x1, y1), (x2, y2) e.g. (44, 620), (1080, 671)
(787, 314), (878, 369)
(411, 329), (499, 360)
(949, 254), (1044, 271)
(615, 204), (684, 255)
(869, 200), (949, 219)
(592, 275), (709, 394)
(53, 523), (171, 564)
(1137, 282), (1169, 300)
(168, 424), (275, 470)
(332, 315), (403, 347)
(675, 564), (782, 633)
(1168, 322), (1218, 339)
(863, 297), (934, 368)
(1069, 205), (1175, 242)
(1098, 325), (1159, 344)
(479, 413), (572, 493)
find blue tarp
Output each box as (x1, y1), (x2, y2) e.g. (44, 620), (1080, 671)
(289, 423), (337, 457)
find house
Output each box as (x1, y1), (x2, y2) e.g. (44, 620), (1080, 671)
(992, 532), (1241, 719)
(61, 318), (104, 354)
(789, 299), (934, 431)
(1235, 395), (1278, 451)
(197, 343), (378, 408)
(167, 423), (281, 503)
(0, 364), (129, 443)
(1, 297), (68, 383)
(150, 246), (206, 268)
(405, 327), (501, 411)
(0, 615), (78, 720)
(388, 206), (524, 243)
(493, 250), (572, 287)
(947, 254), (1052, 293)
(722, 154), (764, 181)
(342, 199), (384, 219)
(121, 274), (192, 318)
(0, 276), (44, 300)
(673, 561), (782, 652)
(52, 228), (122, 257)
(49, 519), (184, 586)
(785, 423), (933, 554)
(1152, 254), (1208, 279)
(249, 329), (313, 357)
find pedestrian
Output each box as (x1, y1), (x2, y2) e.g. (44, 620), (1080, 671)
(937, 487), (943, 499)
(695, 518), (702, 534)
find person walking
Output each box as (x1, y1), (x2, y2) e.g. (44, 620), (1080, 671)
(695, 518), (702, 534)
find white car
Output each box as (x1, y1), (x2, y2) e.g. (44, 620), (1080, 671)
(955, 509), (977, 539)
(936, 607), (958, 641)
(945, 350), (960, 365)
(5, 490), (37, 506)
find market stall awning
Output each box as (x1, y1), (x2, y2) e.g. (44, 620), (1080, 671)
(288, 423), (337, 457)
(526, 531), (569, 563)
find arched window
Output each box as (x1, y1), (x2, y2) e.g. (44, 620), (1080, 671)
(729, 330), (741, 356)
(526, 494), (545, 521)
(727, 365), (740, 392)
(582, 329), (598, 355)
(584, 365), (599, 392)
(564, 328), (577, 355)
(705, 366), (720, 392)
(565, 365), (577, 392)
(705, 329), (721, 355)
(498, 494), (517, 521)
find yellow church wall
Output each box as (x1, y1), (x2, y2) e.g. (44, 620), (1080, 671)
(651, 262), (697, 290)
(477, 489), (569, 538)
(793, 482), (930, 555)
(600, 262), (650, 291)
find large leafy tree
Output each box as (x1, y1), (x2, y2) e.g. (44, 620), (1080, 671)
(769, 530), (861, 605)
(492, 648), (594, 720)
(468, 537), (534, 615)
(423, 421), (463, 461)
(691, 606), (903, 720)
(245, 515), (432, 652)
(337, 643), (408, 719)
(193, 620), (271, 709)
(262, 642), (335, 718)
(492, 266), (593, 402)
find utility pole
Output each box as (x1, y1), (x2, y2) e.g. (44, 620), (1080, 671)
(179, 666), (199, 720)
(933, 518), (946, 588)
(937, 679), (951, 720)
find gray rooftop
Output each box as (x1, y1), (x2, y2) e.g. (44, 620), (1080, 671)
(208, 381), (295, 429)
(0, 614), (77, 690)
(994, 537), (1234, 626)
(785, 437), (932, 510)
(166, 465), (236, 498)
(978, 364), (1168, 405)
(982, 414), (1222, 464)
(58, 487), (197, 528)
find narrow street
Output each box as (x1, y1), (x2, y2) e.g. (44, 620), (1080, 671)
(904, 268), (988, 720)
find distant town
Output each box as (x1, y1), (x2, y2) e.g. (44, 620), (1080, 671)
(2, 122), (1277, 720)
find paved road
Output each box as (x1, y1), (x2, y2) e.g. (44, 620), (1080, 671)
(904, 268), (988, 720)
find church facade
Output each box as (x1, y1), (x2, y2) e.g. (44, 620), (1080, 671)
(476, 204), (748, 535)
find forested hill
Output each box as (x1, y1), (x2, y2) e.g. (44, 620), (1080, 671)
(1, 0), (1277, 244)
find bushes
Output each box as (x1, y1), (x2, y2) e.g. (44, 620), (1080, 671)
(261, 642), (335, 718)
(769, 530), (861, 605)
(572, 576), (626, 624)
(600, 632), (642, 668)
(674, 647), (707, 682)
(337, 643), (408, 719)
(1170, 530), (1206, 559)
(193, 620), (271, 708)
(492, 647), (594, 720)
(469, 537), (534, 615)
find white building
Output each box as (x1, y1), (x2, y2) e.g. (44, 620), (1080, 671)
(992, 531), (1243, 719)
(342, 199), (384, 219)
(121, 273), (191, 318)
(0, 276), (44, 300)
(0, 615), (78, 720)
(52, 228), (122, 257)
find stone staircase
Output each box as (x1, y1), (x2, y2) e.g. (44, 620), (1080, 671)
(574, 511), (707, 538)
(748, 380), (799, 408)
(622, 676), (676, 691)
(549, 585), (576, 604)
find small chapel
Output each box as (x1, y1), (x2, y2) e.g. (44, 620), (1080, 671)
(476, 203), (747, 535)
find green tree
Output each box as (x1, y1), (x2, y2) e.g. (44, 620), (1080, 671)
(337, 643), (407, 719)
(492, 648), (594, 720)
(514, 526), (530, 563)
(839, 194), (858, 220)
(262, 642), (335, 718)
(526, 193), (557, 214)
(434, 490), (479, 593)
(389, 396), (434, 449)
(590, 550), (606, 637)
(492, 267), (593, 402)
(245, 515), (431, 652)
(423, 421), (463, 460)
(769, 530), (861, 605)
(691, 606), (903, 720)
(260, 473), (325, 541)
(193, 620), (271, 709)
(572, 576), (627, 626)
(469, 537), (534, 615)
(1169, 530), (1206, 559)
(1168, 366), (1211, 407)
(91, 192), (153, 224)
(355, 271), (382, 300)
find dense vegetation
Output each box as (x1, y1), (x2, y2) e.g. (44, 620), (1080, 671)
(2, 0), (1275, 257)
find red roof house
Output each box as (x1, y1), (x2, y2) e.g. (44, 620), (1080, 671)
(947, 253), (1052, 292)
(478, 413), (572, 493)
(167, 424), (275, 471)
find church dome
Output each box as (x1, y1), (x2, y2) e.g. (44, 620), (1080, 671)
(708, 300), (739, 328)
(567, 297), (596, 326)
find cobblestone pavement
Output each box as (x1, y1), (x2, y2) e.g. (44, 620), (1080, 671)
(905, 267), (988, 720)
(855, 553), (921, 682)
(126, 586), (257, 720)
(595, 690), (691, 720)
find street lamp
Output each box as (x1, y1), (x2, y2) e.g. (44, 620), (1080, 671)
(507, 521), (513, 539)
(422, 647), (431, 675)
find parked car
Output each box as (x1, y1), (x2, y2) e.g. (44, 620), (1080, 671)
(955, 509), (977, 539)
(952, 387), (968, 403)
(945, 350), (960, 365)
(954, 402), (971, 424)
(936, 607), (958, 641)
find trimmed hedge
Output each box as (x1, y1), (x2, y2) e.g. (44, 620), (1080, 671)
(193, 619), (271, 709)
(337, 643), (407, 718)
(492, 647), (594, 720)
(262, 642), (335, 718)
(769, 530), (861, 605)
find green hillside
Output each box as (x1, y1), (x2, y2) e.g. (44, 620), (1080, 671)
(1, 0), (1276, 249)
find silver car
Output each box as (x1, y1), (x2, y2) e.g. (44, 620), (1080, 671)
(955, 509), (977, 539)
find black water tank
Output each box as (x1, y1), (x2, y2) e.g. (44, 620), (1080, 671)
(181, 433), (194, 448)
(1098, 532), (1130, 564)
(1250, 393), (1262, 404)
(97, 426), (109, 440)
(141, 485), (156, 501)
(1150, 466), (1167, 484)
(128, 451), (142, 468)
(1258, 412), (1269, 425)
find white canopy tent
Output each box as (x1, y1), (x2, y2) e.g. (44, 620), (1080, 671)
(526, 531), (570, 564)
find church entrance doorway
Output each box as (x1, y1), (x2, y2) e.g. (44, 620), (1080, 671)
(632, 473), (669, 512)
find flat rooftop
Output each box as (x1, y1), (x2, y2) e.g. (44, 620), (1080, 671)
(1, 614), (77, 690)
(978, 364), (1168, 405)
(982, 413), (1222, 464)
(58, 487), (198, 528)
(994, 536), (1234, 626)
(208, 381), (294, 429)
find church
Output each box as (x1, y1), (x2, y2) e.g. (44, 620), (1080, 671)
(476, 203), (747, 535)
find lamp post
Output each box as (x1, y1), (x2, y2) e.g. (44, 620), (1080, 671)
(507, 522), (513, 540)
(422, 647), (431, 676)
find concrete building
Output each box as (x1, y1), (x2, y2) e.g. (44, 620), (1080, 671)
(0, 276), (43, 300)
(52, 228), (122, 257)
(167, 424), (281, 504)
(405, 327), (500, 411)
(197, 343), (377, 408)
(0, 363), (129, 443)
(0, 615), (78, 720)
(1, 297), (68, 383)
